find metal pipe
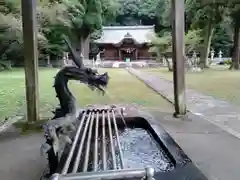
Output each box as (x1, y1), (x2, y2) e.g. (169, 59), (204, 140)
(117, 108), (127, 127)
(111, 110), (124, 169)
(62, 112), (87, 174)
(72, 112), (92, 173)
(52, 168), (154, 180)
(107, 111), (117, 169)
(83, 112), (95, 172)
(93, 111), (99, 171)
(145, 167), (155, 180)
(102, 111), (107, 170)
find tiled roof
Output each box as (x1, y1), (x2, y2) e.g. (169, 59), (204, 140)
(95, 25), (155, 44)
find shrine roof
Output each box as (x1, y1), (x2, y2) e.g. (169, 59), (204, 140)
(95, 25), (155, 44)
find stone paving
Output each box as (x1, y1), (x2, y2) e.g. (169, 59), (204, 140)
(128, 68), (240, 139)
(0, 133), (46, 180)
(151, 111), (240, 180)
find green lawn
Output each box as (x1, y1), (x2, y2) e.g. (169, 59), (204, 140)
(143, 66), (240, 105)
(0, 68), (172, 121)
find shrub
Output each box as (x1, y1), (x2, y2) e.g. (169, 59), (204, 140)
(224, 59), (232, 65)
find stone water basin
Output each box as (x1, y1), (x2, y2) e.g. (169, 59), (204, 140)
(54, 109), (208, 180)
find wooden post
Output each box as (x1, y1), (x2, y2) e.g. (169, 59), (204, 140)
(171, 0), (187, 117)
(118, 49), (121, 61)
(21, 0), (39, 122)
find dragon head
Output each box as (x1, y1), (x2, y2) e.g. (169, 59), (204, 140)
(84, 68), (109, 94)
(62, 35), (109, 94)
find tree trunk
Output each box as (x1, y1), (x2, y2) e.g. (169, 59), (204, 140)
(230, 17), (240, 70)
(83, 35), (90, 59)
(79, 36), (84, 56)
(79, 36), (90, 59)
(199, 20), (214, 69)
(164, 55), (173, 71)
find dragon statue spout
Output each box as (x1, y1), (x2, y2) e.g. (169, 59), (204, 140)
(41, 35), (109, 176)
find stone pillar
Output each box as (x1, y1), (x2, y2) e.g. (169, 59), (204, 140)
(218, 50), (223, 62)
(210, 49), (214, 63)
(192, 51), (197, 67)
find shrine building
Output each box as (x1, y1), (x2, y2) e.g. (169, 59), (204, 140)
(95, 26), (155, 62)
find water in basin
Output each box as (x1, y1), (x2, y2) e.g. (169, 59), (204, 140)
(70, 123), (174, 172)
(117, 127), (174, 172)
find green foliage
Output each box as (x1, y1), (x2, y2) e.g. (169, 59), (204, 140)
(186, 0), (227, 30)
(149, 32), (172, 56)
(185, 0), (238, 67)
(185, 29), (203, 53)
(0, 0), (239, 66)
(101, 0), (120, 25)
(212, 20), (233, 56)
(116, 0), (141, 25)
(83, 0), (102, 32)
(0, 13), (23, 62)
(0, 0), (21, 15)
(114, 0), (168, 28)
(150, 29), (203, 58)
(138, 0), (165, 21)
(62, 0), (103, 39)
(0, 0), (118, 66)
(224, 59), (232, 65)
